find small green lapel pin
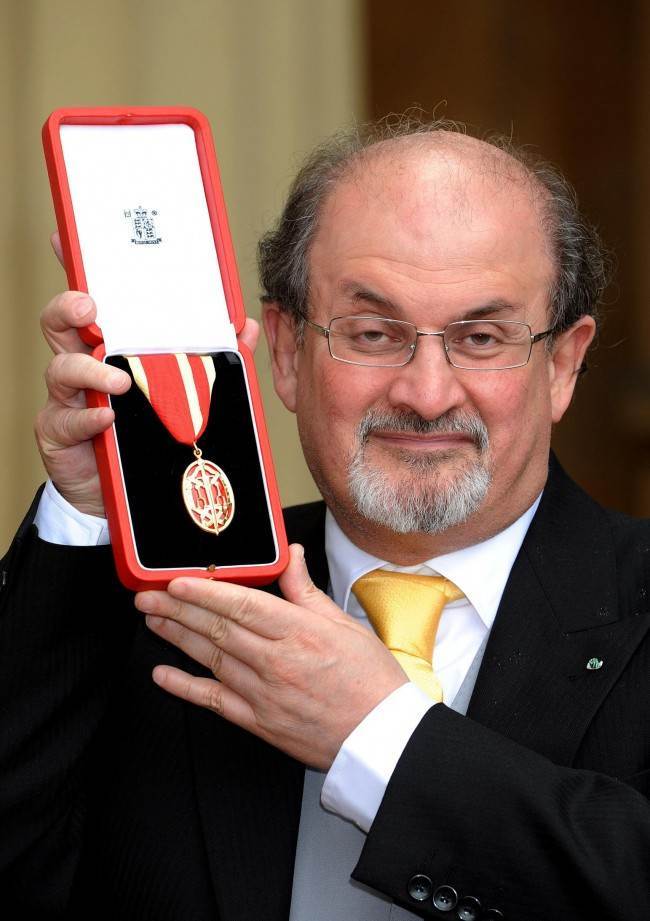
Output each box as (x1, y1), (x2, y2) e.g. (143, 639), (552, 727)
(586, 657), (604, 671)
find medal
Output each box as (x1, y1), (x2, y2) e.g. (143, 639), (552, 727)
(126, 354), (235, 535)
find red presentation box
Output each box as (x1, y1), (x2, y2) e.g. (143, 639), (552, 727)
(43, 107), (289, 590)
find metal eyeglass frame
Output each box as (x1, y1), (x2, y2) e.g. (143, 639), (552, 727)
(297, 311), (556, 370)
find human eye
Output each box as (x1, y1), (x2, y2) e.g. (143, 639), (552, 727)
(449, 321), (512, 354)
(334, 317), (409, 354)
(466, 327), (500, 348)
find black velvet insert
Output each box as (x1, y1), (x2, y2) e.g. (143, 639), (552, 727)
(107, 352), (277, 570)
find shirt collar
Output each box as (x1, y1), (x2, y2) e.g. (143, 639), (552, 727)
(325, 494), (542, 630)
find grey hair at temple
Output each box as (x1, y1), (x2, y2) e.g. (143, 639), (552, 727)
(257, 114), (611, 341)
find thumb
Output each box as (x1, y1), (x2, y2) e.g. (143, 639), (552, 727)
(279, 543), (346, 621)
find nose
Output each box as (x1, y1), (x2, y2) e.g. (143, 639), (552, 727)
(384, 333), (469, 420)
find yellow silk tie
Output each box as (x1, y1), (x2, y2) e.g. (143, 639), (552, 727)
(352, 569), (464, 702)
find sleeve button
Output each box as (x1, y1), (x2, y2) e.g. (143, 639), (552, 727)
(433, 885), (458, 911)
(481, 910), (505, 920)
(407, 874), (433, 902)
(456, 895), (482, 920)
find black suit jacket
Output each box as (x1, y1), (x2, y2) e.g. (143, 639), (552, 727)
(1, 457), (649, 920)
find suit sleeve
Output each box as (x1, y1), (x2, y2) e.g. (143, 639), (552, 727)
(352, 703), (650, 921)
(0, 496), (136, 915)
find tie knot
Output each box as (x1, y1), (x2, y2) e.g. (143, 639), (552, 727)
(351, 569), (464, 702)
(352, 569), (463, 650)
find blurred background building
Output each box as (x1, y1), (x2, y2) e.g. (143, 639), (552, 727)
(1, 0), (648, 552)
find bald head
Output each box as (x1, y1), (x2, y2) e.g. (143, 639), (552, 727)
(336, 132), (549, 243)
(258, 116), (609, 337)
(348, 130), (533, 187)
(311, 137), (555, 318)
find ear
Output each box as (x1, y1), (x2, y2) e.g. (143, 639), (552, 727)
(548, 315), (597, 423)
(262, 300), (300, 413)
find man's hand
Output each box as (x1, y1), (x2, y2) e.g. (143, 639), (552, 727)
(134, 545), (408, 769)
(34, 233), (260, 517)
(35, 290), (130, 516)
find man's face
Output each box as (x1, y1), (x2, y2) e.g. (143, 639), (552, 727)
(266, 141), (594, 556)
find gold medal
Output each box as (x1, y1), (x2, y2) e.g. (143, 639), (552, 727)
(182, 443), (235, 534)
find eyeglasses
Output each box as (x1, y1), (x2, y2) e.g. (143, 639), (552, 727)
(298, 313), (555, 370)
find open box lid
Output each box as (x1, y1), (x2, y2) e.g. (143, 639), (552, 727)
(43, 107), (246, 356)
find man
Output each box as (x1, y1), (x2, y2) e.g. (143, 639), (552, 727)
(1, 119), (649, 921)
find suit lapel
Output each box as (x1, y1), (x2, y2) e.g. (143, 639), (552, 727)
(187, 502), (328, 921)
(468, 458), (650, 765)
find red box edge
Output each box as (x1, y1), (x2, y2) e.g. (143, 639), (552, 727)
(42, 106), (247, 340)
(42, 107), (289, 589)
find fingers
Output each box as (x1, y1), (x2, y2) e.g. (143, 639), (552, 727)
(50, 231), (64, 267)
(149, 577), (295, 640)
(44, 352), (131, 405)
(239, 317), (260, 353)
(136, 589), (270, 668)
(41, 290), (97, 354)
(145, 613), (260, 694)
(136, 548), (344, 650)
(36, 353), (131, 463)
(151, 665), (256, 729)
(36, 404), (115, 449)
(278, 544), (348, 622)
(146, 613), (223, 672)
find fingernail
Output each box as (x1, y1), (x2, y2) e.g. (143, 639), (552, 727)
(109, 370), (129, 388)
(170, 579), (190, 597)
(73, 296), (92, 318)
(152, 666), (166, 687)
(136, 594), (154, 613)
(146, 614), (164, 630)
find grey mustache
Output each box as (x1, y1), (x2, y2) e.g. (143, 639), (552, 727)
(357, 410), (489, 451)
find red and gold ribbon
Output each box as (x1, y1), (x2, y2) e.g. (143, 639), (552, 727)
(125, 353), (234, 537)
(126, 354), (216, 445)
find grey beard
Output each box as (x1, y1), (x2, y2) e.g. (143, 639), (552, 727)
(348, 409), (491, 535)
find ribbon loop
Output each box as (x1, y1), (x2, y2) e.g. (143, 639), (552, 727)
(127, 353), (216, 446)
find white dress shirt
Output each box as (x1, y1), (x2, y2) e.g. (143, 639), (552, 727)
(36, 479), (111, 546)
(320, 499), (540, 830)
(35, 483), (540, 832)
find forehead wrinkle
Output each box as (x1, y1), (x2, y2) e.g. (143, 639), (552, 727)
(309, 135), (556, 322)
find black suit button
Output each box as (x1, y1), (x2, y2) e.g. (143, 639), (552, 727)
(456, 895), (482, 920)
(481, 910), (504, 920)
(407, 874), (433, 902)
(433, 885), (458, 911)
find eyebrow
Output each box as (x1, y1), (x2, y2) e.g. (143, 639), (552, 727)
(461, 301), (521, 320)
(340, 284), (523, 321)
(345, 286), (396, 313)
